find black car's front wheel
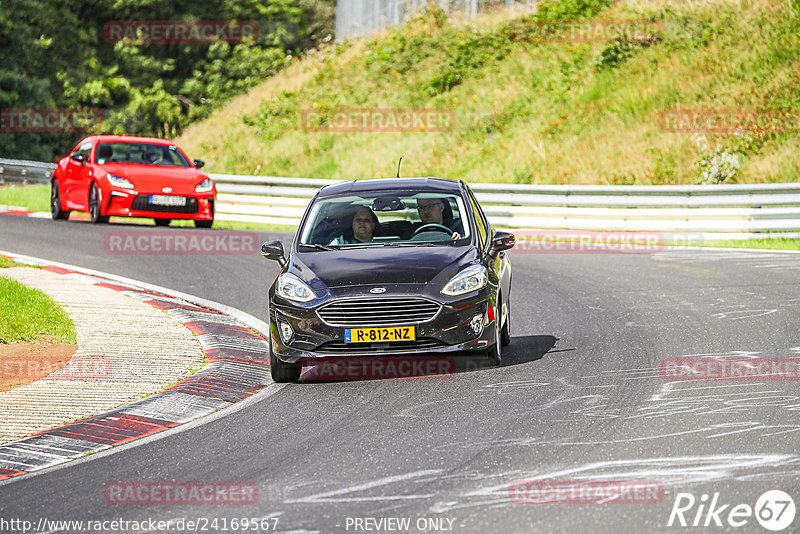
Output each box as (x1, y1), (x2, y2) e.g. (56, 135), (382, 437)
(50, 178), (70, 220)
(488, 301), (502, 365)
(89, 183), (109, 224)
(500, 299), (511, 346)
(270, 345), (301, 383)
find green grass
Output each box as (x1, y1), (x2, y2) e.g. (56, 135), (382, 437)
(703, 237), (800, 251)
(0, 184), (297, 232)
(176, 0), (800, 185)
(0, 276), (77, 343)
(0, 257), (30, 268)
(0, 184), (50, 211)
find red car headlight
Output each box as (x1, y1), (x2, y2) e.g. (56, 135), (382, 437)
(195, 179), (214, 193)
(107, 173), (134, 189)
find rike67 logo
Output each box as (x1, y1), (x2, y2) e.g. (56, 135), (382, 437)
(668, 490), (795, 531)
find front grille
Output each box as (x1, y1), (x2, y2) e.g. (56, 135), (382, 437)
(131, 195), (198, 214)
(315, 338), (446, 354)
(317, 297), (441, 326)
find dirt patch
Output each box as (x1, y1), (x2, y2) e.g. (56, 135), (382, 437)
(0, 338), (78, 392)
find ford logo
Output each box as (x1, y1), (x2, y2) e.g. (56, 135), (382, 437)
(162, 187), (173, 193)
(370, 287), (386, 294)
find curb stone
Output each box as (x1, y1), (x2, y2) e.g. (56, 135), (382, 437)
(0, 259), (273, 482)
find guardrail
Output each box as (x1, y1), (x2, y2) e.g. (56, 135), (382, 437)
(2, 158), (799, 239)
(0, 158), (57, 185)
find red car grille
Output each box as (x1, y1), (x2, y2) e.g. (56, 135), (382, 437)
(131, 195), (199, 214)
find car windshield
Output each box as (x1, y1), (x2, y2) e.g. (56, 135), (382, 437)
(95, 142), (191, 167)
(299, 191), (471, 248)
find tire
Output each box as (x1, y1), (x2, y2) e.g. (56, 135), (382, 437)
(50, 178), (70, 220)
(270, 345), (301, 383)
(89, 183), (109, 224)
(154, 218), (171, 226)
(487, 301), (502, 365)
(500, 297), (511, 346)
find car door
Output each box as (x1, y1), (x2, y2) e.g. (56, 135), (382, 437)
(466, 185), (511, 311)
(63, 140), (93, 210)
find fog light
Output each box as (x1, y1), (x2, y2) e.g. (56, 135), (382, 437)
(279, 321), (294, 344)
(470, 314), (484, 336)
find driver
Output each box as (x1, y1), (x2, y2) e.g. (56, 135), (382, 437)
(415, 198), (462, 239)
(330, 207), (378, 245)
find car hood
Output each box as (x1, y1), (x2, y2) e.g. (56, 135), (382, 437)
(291, 245), (477, 290)
(99, 163), (207, 189)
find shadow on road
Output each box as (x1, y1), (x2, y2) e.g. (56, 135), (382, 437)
(297, 334), (559, 382)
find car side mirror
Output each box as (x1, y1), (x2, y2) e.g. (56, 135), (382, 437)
(70, 153), (86, 165)
(193, 159), (205, 169)
(261, 240), (286, 267)
(490, 231), (515, 256)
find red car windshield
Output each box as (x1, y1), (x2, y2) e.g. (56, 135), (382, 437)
(95, 142), (191, 167)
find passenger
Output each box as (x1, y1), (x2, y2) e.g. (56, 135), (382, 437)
(330, 207), (379, 245)
(414, 197), (463, 239)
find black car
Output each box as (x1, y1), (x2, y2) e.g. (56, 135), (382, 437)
(261, 177), (515, 382)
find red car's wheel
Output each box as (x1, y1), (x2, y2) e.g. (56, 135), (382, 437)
(50, 178), (70, 220)
(89, 183), (109, 224)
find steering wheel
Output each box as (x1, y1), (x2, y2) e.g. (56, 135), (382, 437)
(411, 223), (453, 237)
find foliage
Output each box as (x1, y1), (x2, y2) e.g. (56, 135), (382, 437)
(535, 0), (611, 21)
(176, 0), (800, 185)
(0, 0), (334, 160)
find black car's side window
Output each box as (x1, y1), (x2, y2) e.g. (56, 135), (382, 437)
(466, 187), (488, 250)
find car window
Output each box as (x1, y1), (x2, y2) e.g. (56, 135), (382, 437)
(466, 187), (488, 249)
(298, 191), (471, 248)
(73, 141), (92, 160)
(95, 142), (191, 167)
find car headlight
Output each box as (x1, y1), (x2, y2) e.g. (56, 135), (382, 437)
(277, 273), (316, 303)
(441, 265), (487, 296)
(195, 179), (214, 193)
(107, 173), (134, 189)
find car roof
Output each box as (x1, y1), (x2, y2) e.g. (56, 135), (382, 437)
(317, 177), (464, 197)
(84, 135), (176, 146)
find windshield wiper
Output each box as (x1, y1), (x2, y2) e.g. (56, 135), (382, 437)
(390, 242), (440, 247)
(299, 243), (335, 251)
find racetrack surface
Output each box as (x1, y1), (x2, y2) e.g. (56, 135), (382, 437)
(1, 214), (799, 533)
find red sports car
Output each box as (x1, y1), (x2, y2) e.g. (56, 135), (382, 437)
(50, 135), (216, 227)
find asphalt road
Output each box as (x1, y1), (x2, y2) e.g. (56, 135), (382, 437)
(1, 214), (800, 533)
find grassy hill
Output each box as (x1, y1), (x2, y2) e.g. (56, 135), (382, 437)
(176, 0), (800, 185)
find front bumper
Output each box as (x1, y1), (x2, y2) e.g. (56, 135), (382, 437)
(104, 190), (215, 220)
(269, 289), (497, 364)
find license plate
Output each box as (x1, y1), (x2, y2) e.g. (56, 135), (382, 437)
(150, 195), (186, 207)
(345, 326), (415, 343)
